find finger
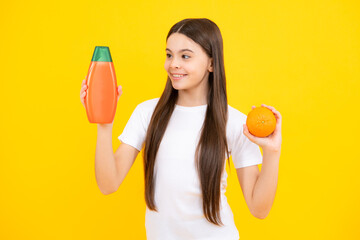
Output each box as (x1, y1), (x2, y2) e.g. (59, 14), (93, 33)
(243, 124), (257, 143)
(273, 111), (282, 122)
(262, 103), (277, 112)
(80, 93), (85, 104)
(261, 103), (273, 110)
(251, 105), (256, 109)
(262, 104), (281, 117)
(116, 86), (122, 100)
(268, 107), (281, 122)
(80, 88), (87, 96)
(275, 114), (282, 127)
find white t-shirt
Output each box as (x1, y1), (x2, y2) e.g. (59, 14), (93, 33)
(118, 98), (262, 240)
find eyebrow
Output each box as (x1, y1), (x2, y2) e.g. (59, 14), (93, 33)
(166, 48), (194, 53)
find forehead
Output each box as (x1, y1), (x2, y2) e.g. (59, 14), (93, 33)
(166, 33), (201, 52)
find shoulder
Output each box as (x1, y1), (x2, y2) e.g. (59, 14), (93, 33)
(136, 97), (160, 110)
(134, 97), (160, 115)
(227, 104), (247, 124)
(226, 105), (248, 150)
(132, 97), (159, 121)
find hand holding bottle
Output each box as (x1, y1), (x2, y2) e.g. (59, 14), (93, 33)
(80, 77), (123, 127)
(80, 78), (123, 108)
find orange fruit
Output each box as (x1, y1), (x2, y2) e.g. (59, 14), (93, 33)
(246, 106), (276, 137)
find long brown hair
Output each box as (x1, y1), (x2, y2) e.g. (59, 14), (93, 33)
(143, 18), (230, 226)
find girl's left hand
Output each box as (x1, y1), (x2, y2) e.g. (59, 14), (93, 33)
(243, 104), (282, 153)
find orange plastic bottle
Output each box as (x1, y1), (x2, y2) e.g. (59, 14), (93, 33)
(85, 46), (118, 123)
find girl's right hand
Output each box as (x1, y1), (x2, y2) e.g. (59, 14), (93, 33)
(80, 77), (123, 109)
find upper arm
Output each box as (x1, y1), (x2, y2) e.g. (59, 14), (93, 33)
(113, 141), (140, 191)
(236, 165), (260, 216)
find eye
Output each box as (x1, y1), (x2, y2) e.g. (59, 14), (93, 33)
(166, 53), (190, 59)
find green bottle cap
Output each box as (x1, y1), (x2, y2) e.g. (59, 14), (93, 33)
(91, 46), (113, 62)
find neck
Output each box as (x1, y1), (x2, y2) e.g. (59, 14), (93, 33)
(176, 81), (208, 107)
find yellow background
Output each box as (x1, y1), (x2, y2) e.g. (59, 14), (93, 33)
(1, 0), (359, 239)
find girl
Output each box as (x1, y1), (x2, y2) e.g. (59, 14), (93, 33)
(80, 18), (282, 240)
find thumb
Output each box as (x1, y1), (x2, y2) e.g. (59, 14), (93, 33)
(243, 124), (256, 143)
(117, 86), (123, 100)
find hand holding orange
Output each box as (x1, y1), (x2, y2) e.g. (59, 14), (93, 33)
(243, 104), (282, 153)
(246, 106), (276, 137)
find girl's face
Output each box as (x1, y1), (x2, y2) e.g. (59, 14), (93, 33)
(164, 33), (213, 92)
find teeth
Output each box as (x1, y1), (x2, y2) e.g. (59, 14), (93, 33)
(173, 74), (185, 77)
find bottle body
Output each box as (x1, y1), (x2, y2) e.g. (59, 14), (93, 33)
(85, 47), (118, 123)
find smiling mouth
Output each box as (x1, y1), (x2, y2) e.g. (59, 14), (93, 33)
(171, 74), (187, 80)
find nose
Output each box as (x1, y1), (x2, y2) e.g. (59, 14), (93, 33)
(169, 57), (180, 69)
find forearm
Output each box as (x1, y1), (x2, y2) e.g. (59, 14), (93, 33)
(251, 149), (281, 218)
(95, 124), (117, 195)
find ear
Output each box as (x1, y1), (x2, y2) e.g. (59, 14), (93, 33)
(208, 58), (213, 72)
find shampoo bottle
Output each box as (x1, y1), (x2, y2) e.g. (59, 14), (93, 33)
(85, 46), (118, 123)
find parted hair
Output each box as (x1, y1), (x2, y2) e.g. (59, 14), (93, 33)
(143, 18), (230, 226)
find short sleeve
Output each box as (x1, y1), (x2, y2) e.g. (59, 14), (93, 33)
(118, 104), (147, 151)
(231, 124), (263, 169)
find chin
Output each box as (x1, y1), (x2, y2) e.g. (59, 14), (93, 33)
(171, 84), (182, 91)
(170, 81), (183, 90)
